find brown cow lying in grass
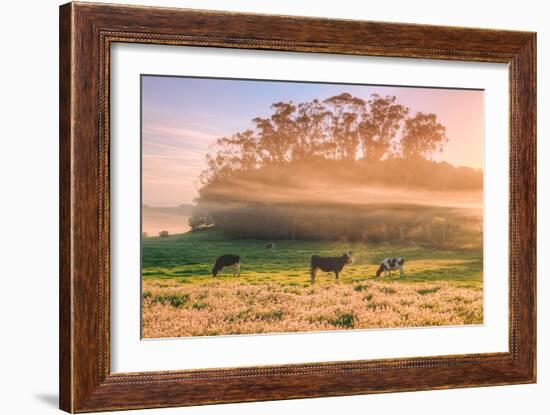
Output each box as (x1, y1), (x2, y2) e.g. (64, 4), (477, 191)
(310, 252), (353, 284)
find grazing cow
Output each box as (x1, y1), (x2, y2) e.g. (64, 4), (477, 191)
(376, 258), (405, 278)
(310, 252), (353, 284)
(212, 254), (241, 277)
(265, 243), (275, 250)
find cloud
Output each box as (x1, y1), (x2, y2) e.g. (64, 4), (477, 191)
(143, 123), (216, 144)
(141, 118), (218, 205)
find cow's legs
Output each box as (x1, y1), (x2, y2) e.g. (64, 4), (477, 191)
(237, 262), (241, 276)
(399, 265), (404, 278)
(310, 267), (317, 284)
(335, 271), (339, 281)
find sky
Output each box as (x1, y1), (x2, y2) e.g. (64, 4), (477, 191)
(142, 75), (483, 206)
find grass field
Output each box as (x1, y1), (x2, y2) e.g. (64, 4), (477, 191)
(142, 229), (483, 338)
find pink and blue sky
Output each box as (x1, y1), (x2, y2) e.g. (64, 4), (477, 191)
(142, 76), (483, 206)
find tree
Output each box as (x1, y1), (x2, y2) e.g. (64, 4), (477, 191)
(253, 102), (297, 163)
(293, 99), (330, 159)
(323, 93), (366, 160)
(401, 112), (448, 160)
(200, 129), (258, 184)
(358, 94), (408, 161)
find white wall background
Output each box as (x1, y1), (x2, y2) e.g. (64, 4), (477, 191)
(0, 0), (546, 414)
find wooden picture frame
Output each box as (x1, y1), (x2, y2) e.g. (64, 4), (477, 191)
(59, 2), (536, 412)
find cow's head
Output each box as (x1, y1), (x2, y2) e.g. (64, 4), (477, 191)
(375, 264), (385, 277)
(343, 251), (354, 264)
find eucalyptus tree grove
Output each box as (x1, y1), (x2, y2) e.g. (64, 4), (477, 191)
(201, 93), (446, 184)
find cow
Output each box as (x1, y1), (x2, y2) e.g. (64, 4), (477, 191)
(376, 258), (405, 278)
(265, 243), (275, 250)
(310, 251), (353, 284)
(212, 254), (241, 277)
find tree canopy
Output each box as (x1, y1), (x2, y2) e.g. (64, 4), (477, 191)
(201, 93), (447, 185)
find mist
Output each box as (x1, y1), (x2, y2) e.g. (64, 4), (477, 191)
(203, 174), (482, 212)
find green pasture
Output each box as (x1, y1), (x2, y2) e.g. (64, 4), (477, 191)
(142, 229), (482, 288)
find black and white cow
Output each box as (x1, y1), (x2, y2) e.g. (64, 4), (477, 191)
(310, 252), (354, 284)
(212, 254), (241, 277)
(376, 258), (405, 278)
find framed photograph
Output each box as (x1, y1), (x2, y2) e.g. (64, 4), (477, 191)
(59, 2), (536, 412)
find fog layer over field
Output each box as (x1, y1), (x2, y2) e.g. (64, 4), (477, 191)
(189, 159), (482, 247)
(203, 175), (482, 210)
